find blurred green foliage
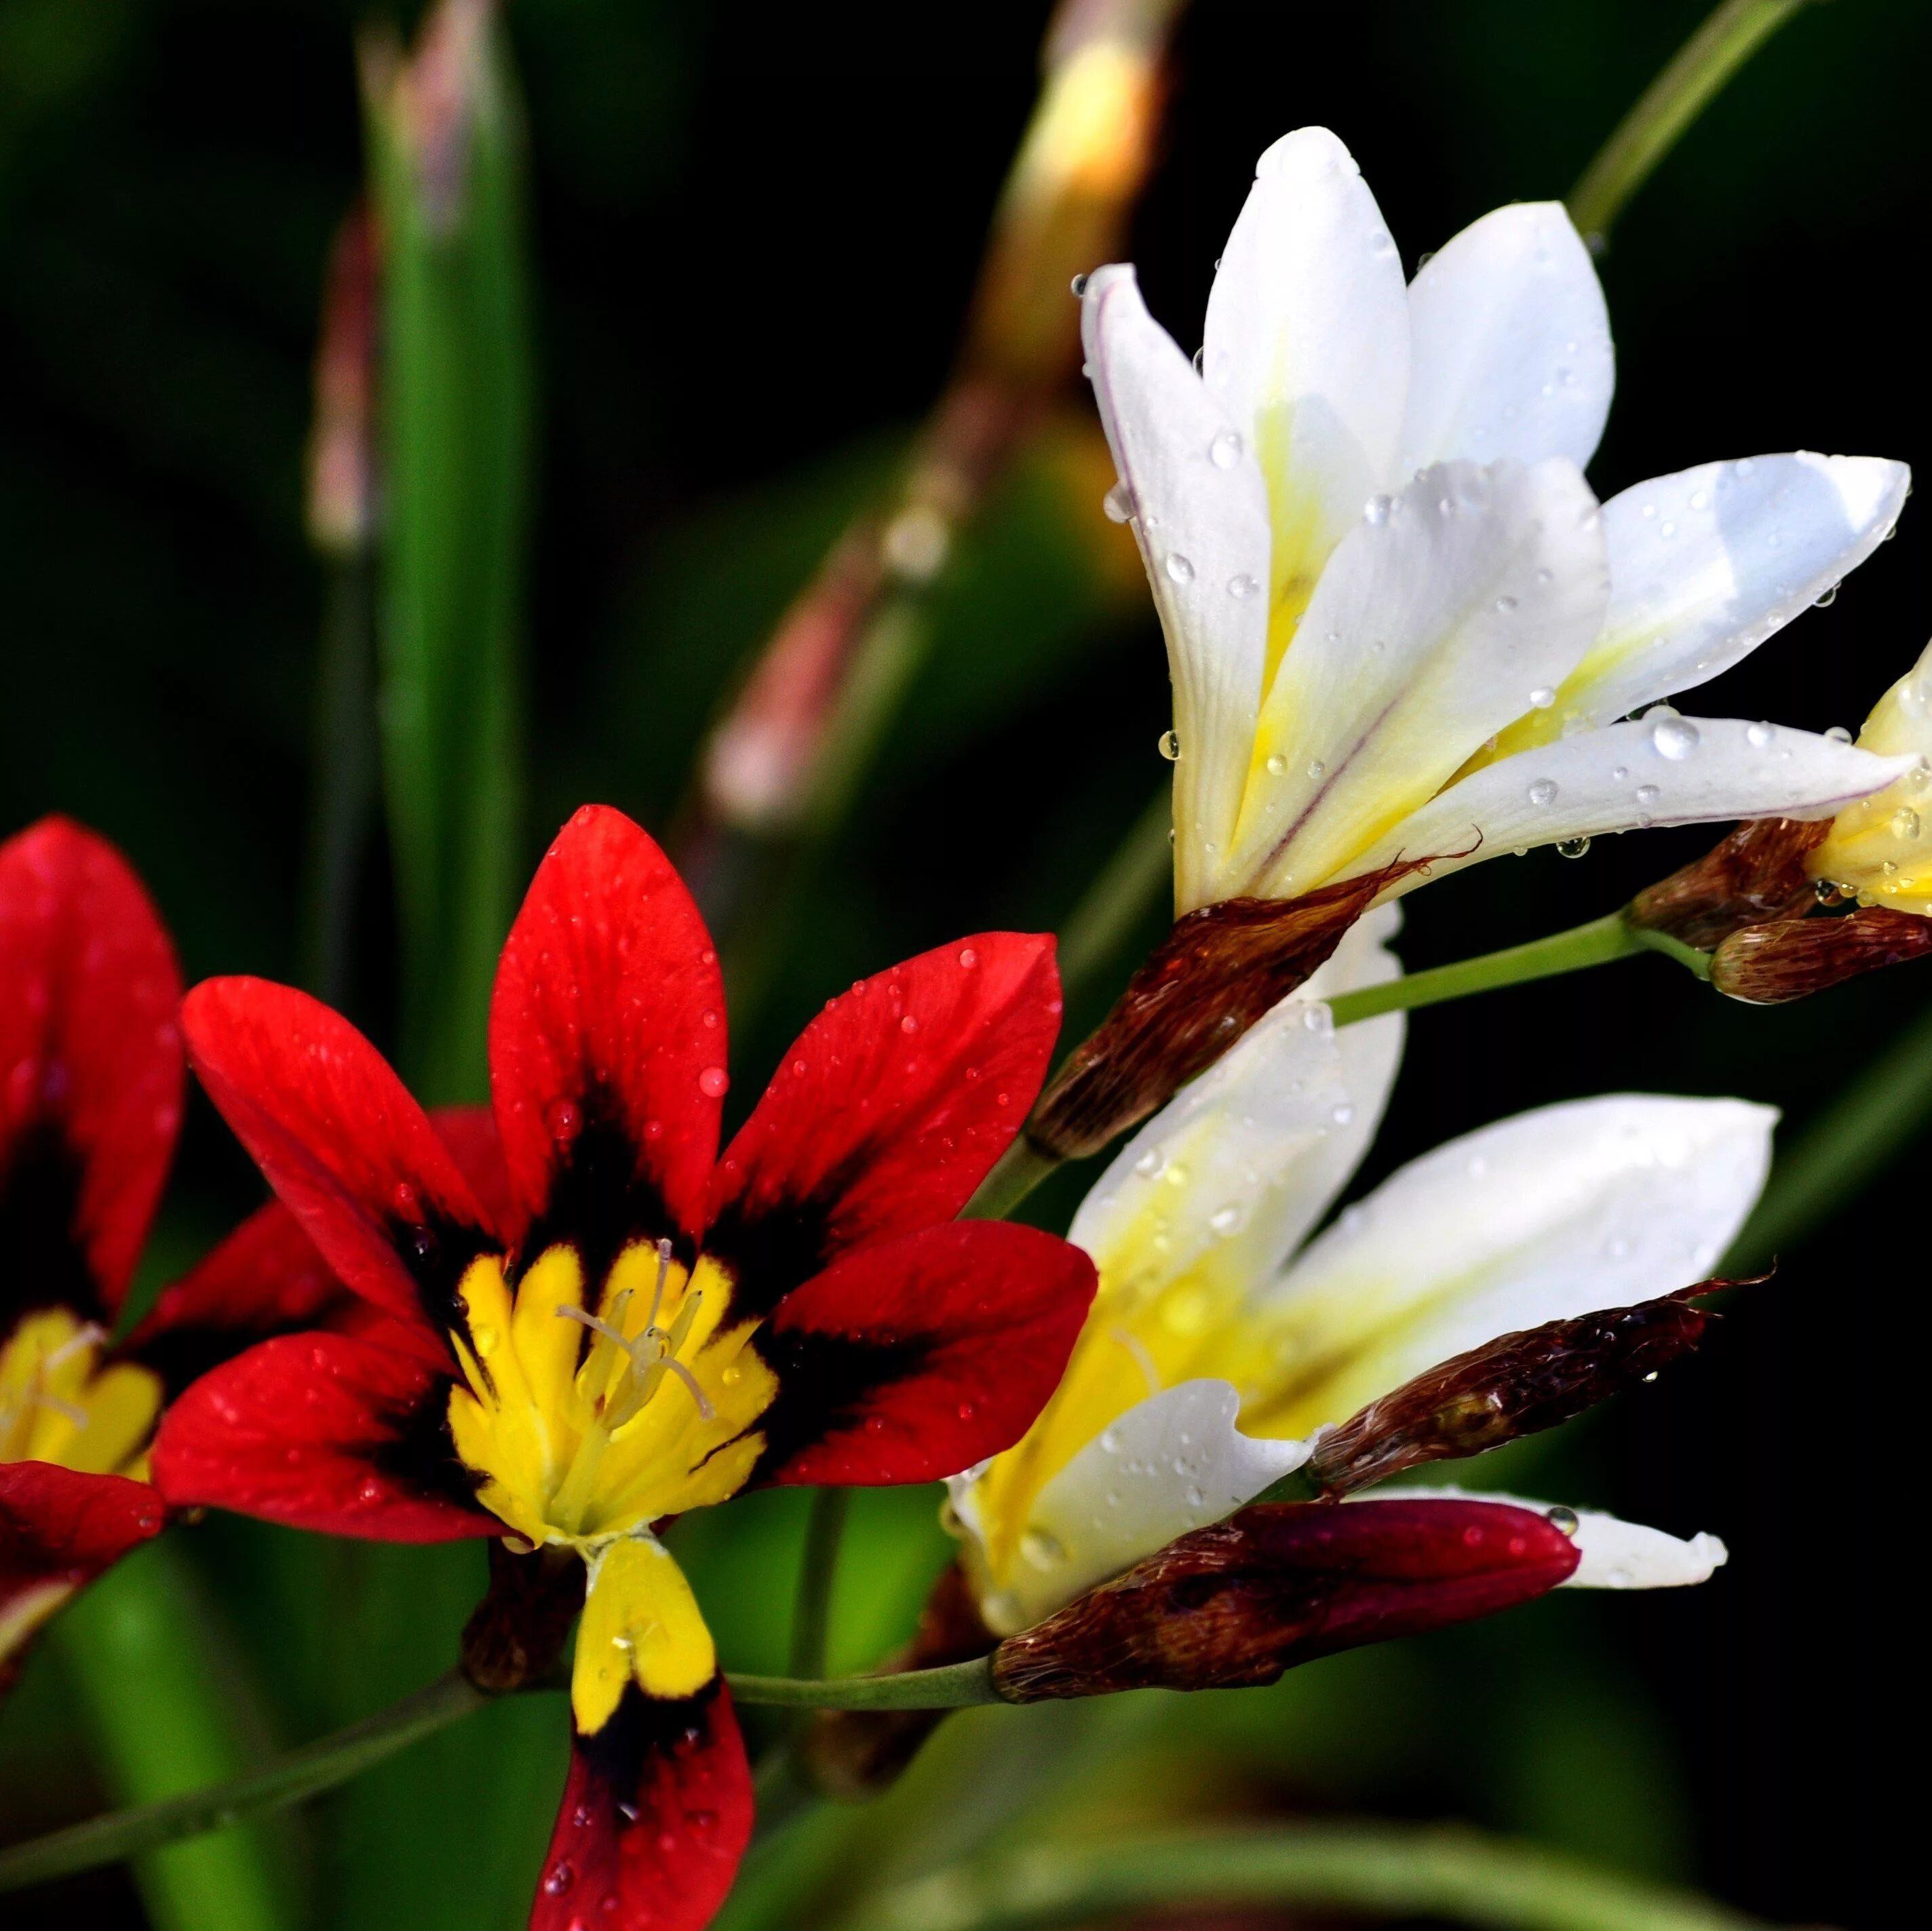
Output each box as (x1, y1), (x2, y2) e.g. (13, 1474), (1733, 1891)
(5, 2), (1928, 1928)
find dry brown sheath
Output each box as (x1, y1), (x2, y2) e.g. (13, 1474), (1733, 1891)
(1304, 1279), (1745, 1497)
(460, 1540), (585, 1694)
(1027, 862), (1425, 1162)
(1626, 817), (1826, 951)
(990, 1498), (1579, 1701)
(1712, 905), (1932, 1002)
(803, 1560), (994, 1798)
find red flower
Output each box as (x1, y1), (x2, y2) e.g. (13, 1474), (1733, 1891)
(153, 804), (1096, 1931)
(1, 817), (362, 1688)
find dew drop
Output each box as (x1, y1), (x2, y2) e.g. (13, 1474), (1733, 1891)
(1494, 594), (1519, 614)
(1527, 777), (1560, 807)
(1021, 1526), (1066, 1569)
(1210, 428), (1243, 469)
(1330, 1102), (1355, 1127)
(1363, 493), (1395, 526)
(545, 1099), (583, 1144)
(1226, 572), (1260, 600)
(1547, 1506), (1579, 1536)
(697, 1066), (729, 1098)
(1264, 752), (1288, 777)
(1648, 714), (1701, 760)
(1165, 552), (1195, 584)
(1745, 720), (1775, 748)
(543, 1862), (576, 1898)
(1102, 482), (1135, 523)
(1070, 272), (1089, 296)
(1528, 686), (1556, 710)
(1634, 783), (1661, 806)
(1893, 806), (1923, 841)
(1557, 837), (1591, 859)
(1814, 583), (1839, 608)
(959, 945), (979, 967)
(1157, 728), (1181, 762)
(1824, 724), (1853, 745)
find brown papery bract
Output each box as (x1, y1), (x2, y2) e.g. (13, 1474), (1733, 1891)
(1626, 817), (1825, 951)
(1304, 1279), (1750, 1497)
(1712, 905), (1932, 1002)
(1027, 861), (1427, 1162)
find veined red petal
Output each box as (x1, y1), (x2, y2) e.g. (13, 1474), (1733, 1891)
(490, 807), (725, 1275)
(0, 817), (183, 1324)
(534, 1680), (751, 1931)
(752, 1221), (1096, 1487)
(151, 1332), (493, 1542)
(706, 933), (1060, 1317)
(1, 1462), (165, 1680)
(429, 1104), (516, 1230)
(182, 979), (499, 1337)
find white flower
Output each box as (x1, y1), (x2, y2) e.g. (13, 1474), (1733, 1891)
(1808, 635), (1932, 909)
(1083, 125), (1912, 914)
(949, 916), (1756, 1633)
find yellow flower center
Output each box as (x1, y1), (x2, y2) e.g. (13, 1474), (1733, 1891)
(446, 1240), (777, 1555)
(0, 1307), (161, 1477)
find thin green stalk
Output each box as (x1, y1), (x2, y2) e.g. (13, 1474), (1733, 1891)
(728, 1658), (1001, 1711)
(789, 1487), (851, 1685)
(1727, 994), (1932, 1270)
(1056, 787), (1171, 1000)
(41, 1544), (298, 1929)
(4, 1664), (488, 1899)
(0, 1659), (1001, 1896)
(1567, 0), (1818, 243)
(838, 1825), (1776, 1931)
(1326, 910), (1697, 1029)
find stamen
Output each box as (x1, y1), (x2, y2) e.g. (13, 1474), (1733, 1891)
(1107, 1324), (1161, 1399)
(656, 1357), (716, 1422)
(45, 1322), (109, 1371)
(37, 1392), (89, 1428)
(644, 1237), (674, 1332)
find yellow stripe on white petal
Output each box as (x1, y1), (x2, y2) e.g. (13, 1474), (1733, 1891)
(1349, 716), (1914, 899)
(1216, 1095), (1773, 1440)
(1488, 453), (1912, 762)
(952, 1379), (1312, 1634)
(1393, 1488), (1727, 1589)
(1081, 265), (1271, 912)
(1811, 638), (1932, 912)
(1398, 201), (1612, 478)
(572, 1533), (716, 1736)
(1229, 457), (1610, 901)
(1202, 127), (1410, 665)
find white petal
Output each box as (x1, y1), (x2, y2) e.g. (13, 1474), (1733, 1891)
(963, 1380), (1312, 1633)
(1537, 453), (1912, 741)
(1351, 716), (1914, 893)
(1399, 202), (1613, 477)
(1069, 990), (1356, 1309)
(1252, 1094), (1775, 1427)
(1393, 1487), (1728, 1589)
(1229, 458), (1610, 899)
(1203, 128), (1411, 614)
(1082, 265), (1271, 909)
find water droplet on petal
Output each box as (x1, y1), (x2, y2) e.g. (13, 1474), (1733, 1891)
(1745, 721), (1775, 748)
(1527, 778), (1559, 807)
(545, 1099), (582, 1144)
(1557, 837), (1591, 859)
(1649, 714), (1701, 760)
(1634, 783), (1661, 806)
(1528, 686), (1556, 710)
(1102, 482), (1135, 523)
(1227, 572), (1260, 600)
(1165, 552), (1195, 584)
(1264, 752), (1288, 777)
(698, 1066), (729, 1098)
(1210, 429), (1243, 469)
(1824, 724), (1853, 745)
(1070, 272), (1089, 296)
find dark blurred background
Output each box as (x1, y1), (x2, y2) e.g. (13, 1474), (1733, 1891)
(3, 1), (1923, 1926)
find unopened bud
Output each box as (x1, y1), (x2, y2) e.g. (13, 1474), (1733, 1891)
(990, 1498), (1579, 1700)
(1627, 817), (1825, 951)
(1028, 861), (1429, 1161)
(305, 208), (379, 558)
(1711, 905), (1932, 1003)
(1305, 1281), (1744, 1496)
(460, 1540), (583, 1694)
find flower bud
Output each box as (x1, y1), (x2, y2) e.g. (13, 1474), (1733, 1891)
(1711, 906), (1932, 1003)
(1626, 817), (1824, 951)
(1028, 863), (1425, 1161)
(1304, 1281), (1739, 1496)
(989, 1498), (1579, 1700)
(305, 208), (379, 558)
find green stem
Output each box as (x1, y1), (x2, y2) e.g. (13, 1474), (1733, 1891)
(1726, 994), (1932, 1271)
(0, 1659), (1002, 1896)
(31, 1546), (348, 1920)
(727, 1658), (1001, 1712)
(1566, 0), (1817, 243)
(839, 1825), (1776, 1931)
(962, 1133), (1062, 1222)
(1327, 910), (1699, 1028)
(1055, 787), (1171, 1000)
(789, 1487), (851, 1684)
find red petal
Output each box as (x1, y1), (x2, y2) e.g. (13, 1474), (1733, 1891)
(1, 1463), (164, 1674)
(490, 807), (725, 1277)
(182, 978), (499, 1336)
(0, 817), (183, 1320)
(151, 1331), (494, 1542)
(533, 1681), (752, 1931)
(706, 933), (1060, 1316)
(752, 1221), (1096, 1487)
(429, 1104), (516, 1230)
(127, 1201), (446, 1395)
